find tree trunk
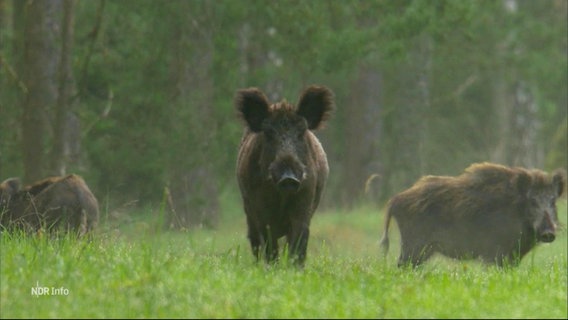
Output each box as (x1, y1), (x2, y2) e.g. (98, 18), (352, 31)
(0, 0), (5, 50)
(490, 67), (510, 165)
(382, 35), (432, 198)
(21, 0), (61, 184)
(165, 0), (219, 230)
(0, 1), (24, 178)
(491, 0), (541, 168)
(508, 81), (540, 167)
(341, 65), (382, 207)
(0, 0), (3, 175)
(50, 0), (76, 176)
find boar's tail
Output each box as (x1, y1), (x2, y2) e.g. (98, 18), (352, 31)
(379, 200), (394, 257)
(80, 193), (99, 233)
(74, 180), (100, 234)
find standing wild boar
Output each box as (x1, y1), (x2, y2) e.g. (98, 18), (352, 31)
(0, 174), (99, 236)
(379, 162), (566, 267)
(235, 85), (334, 265)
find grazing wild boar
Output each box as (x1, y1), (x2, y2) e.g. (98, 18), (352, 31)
(0, 174), (99, 236)
(235, 85), (334, 265)
(379, 162), (566, 267)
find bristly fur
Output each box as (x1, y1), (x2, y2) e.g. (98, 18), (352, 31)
(0, 174), (99, 236)
(234, 84), (334, 266)
(379, 161), (566, 267)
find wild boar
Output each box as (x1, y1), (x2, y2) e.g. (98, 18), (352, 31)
(379, 162), (566, 267)
(0, 174), (99, 236)
(235, 85), (334, 265)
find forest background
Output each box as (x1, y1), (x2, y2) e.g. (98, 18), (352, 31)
(0, 0), (566, 229)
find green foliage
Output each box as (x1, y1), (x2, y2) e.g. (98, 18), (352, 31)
(1, 2), (566, 314)
(1, 202), (566, 318)
(0, 0), (566, 209)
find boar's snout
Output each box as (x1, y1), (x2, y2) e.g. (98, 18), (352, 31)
(537, 211), (556, 243)
(277, 170), (301, 193)
(539, 231), (555, 243)
(268, 157), (305, 194)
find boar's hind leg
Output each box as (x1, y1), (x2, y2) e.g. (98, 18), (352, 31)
(398, 241), (434, 268)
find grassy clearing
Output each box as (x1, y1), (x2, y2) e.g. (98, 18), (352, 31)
(1, 201), (566, 318)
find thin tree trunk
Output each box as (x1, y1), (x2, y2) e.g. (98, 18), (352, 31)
(165, 0), (219, 230)
(342, 65), (382, 207)
(0, 0), (4, 176)
(382, 34), (432, 198)
(0, 0), (5, 50)
(21, 0), (60, 183)
(491, 0), (541, 168)
(508, 81), (540, 167)
(50, 0), (76, 176)
(490, 67), (510, 165)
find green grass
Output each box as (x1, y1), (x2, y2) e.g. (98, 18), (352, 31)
(1, 201), (567, 318)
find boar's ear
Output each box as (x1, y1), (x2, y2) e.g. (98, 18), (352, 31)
(296, 85), (334, 130)
(235, 88), (270, 132)
(514, 171), (532, 197)
(552, 169), (566, 197)
(0, 178), (21, 196)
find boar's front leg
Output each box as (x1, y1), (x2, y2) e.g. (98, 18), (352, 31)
(262, 224), (279, 263)
(246, 215), (262, 261)
(288, 220), (310, 266)
(492, 251), (522, 268)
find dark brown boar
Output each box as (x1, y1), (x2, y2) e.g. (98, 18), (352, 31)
(235, 85), (334, 265)
(0, 174), (100, 236)
(0, 176), (59, 230)
(379, 162), (566, 267)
